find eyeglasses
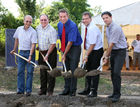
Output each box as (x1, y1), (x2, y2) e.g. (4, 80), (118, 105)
(82, 18), (90, 21)
(25, 20), (32, 23)
(40, 19), (47, 21)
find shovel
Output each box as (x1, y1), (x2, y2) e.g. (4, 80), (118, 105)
(40, 52), (61, 77)
(85, 62), (105, 76)
(61, 61), (72, 78)
(74, 61), (87, 78)
(40, 52), (53, 70)
(13, 52), (38, 68)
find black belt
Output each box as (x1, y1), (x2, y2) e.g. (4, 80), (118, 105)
(40, 50), (48, 54)
(112, 48), (126, 51)
(20, 50), (30, 52)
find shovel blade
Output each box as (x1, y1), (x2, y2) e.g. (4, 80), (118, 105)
(74, 67), (87, 78)
(62, 70), (72, 78)
(48, 68), (62, 77)
(86, 70), (101, 76)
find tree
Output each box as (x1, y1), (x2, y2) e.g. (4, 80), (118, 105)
(15, 0), (36, 21)
(62, 0), (90, 24)
(0, 0), (8, 26)
(92, 6), (102, 16)
(42, 1), (65, 29)
(35, 0), (45, 19)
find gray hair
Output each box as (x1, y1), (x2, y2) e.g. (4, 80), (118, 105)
(24, 15), (33, 21)
(39, 14), (48, 19)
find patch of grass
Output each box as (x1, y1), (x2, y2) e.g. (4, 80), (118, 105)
(0, 69), (17, 91)
(0, 56), (140, 96)
(98, 77), (112, 94)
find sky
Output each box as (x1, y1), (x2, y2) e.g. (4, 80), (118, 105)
(1, 0), (140, 17)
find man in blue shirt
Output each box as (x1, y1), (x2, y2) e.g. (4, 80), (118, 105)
(58, 9), (82, 96)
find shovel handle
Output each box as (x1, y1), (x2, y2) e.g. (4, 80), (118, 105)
(81, 61), (86, 69)
(45, 60), (52, 71)
(97, 62), (105, 70)
(40, 52), (52, 70)
(62, 61), (67, 72)
(13, 52), (37, 67)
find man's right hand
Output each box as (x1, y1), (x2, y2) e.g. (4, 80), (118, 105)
(103, 57), (108, 65)
(10, 50), (15, 54)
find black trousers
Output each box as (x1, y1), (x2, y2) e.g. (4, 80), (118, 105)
(110, 49), (126, 97)
(85, 48), (103, 94)
(38, 48), (57, 93)
(64, 46), (81, 93)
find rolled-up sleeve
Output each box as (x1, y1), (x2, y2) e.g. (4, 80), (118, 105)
(13, 27), (19, 38)
(31, 30), (37, 43)
(88, 28), (98, 45)
(49, 29), (57, 44)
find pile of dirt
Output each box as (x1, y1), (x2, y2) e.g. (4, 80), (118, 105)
(0, 93), (140, 107)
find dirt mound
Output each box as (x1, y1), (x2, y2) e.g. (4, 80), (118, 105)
(0, 93), (140, 107)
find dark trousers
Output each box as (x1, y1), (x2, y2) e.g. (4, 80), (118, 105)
(64, 46), (81, 93)
(85, 48), (103, 94)
(110, 49), (126, 97)
(38, 48), (57, 93)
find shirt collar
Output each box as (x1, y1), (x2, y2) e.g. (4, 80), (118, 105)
(87, 22), (92, 29)
(64, 19), (70, 26)
(23, 26), (31, 31)
(107, 21), (114, 29)
(41, 24), (50, 30)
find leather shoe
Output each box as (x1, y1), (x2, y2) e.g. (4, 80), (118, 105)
(17, 92), (24, 94)
(38, 91), (46, 95)
(108, 94), (114, 98)
(69, 92), (76, 96)
(59, 90), (69, 95)
(111, 97), (120, 103)
(26, 92), (31, 97)
(87, 91), (97, 97)
(78, 90), (90, 95)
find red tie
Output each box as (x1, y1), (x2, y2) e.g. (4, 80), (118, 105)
(61, 24), (65, 52)
(84, 27), (87, 49)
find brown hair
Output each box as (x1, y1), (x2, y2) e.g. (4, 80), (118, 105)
(82, 11), (91, 18)
(59, 9), (69, 15)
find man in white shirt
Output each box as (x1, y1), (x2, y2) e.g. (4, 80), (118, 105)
(78, 12), (103, 97)
(10, 15), (37, 96)
(36, 14), (57, 96)
(131, 34), (140, 70)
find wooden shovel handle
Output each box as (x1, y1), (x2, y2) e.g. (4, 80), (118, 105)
(13, 52), (37, 67)
(39, 52), (52, 70)
(62, 61), (67, 72)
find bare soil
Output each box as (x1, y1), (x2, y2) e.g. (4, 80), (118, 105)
(0, 57), (140, 107)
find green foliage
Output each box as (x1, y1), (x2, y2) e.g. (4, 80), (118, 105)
(1, 12), (23, 28)
(0, 27), (5, 54)
(0, 0), (8, 25)
(15, 0), (36, 21)
(62, 0), (90, 25)
(42, 2), (65, 29)
(92, 6), (102, 16)
(35, 0), (45, 19)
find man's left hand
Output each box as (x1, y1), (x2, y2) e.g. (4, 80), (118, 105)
(28, 56), (32, 63)
(62, 54), (66, 62)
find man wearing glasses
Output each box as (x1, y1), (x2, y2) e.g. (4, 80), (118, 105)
(10, 15), (37, 96)
(78, 12), (103, 97)
(36, 14), (57, 96)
